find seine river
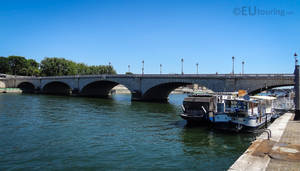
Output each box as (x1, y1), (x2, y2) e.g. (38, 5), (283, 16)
(0, 93), (255, 170)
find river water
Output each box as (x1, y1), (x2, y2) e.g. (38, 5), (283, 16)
(0, 93), (255, 170)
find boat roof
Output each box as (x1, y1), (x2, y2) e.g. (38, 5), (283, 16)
(250, 95), (277, 100)
(224, 98), (259, 103)
(184, 96), (215, 103)
(188, 92), (215, 97)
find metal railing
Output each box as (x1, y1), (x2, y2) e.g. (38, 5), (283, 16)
(262, 129), (272, 140)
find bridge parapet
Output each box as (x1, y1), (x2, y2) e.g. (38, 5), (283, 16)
(2, 73), (293, 79)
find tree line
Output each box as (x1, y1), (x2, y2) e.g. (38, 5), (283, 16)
(0, 56), (116, 76)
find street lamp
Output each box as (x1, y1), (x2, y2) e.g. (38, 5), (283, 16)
(242, 61), (245, 75)
(295, 53), (298, 65)
(160, 64), (162, 74)
(181, 58), (184, 75)
(196, 63), (199, 74)
(232, 56), (235, 74)
(109, 62), (111, 66)
(142, 60), (144, 75)
(128, 65), (130, 73)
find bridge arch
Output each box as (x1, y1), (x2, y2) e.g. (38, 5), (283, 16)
(142, 82), (193, 102)
(249, 84), (294, 95)
(80, 80), (132, 97)
(17, 82), (35, 93)
(43, 81), (72, 95)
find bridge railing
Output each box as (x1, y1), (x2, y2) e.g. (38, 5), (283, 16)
(1, 73), (294, 79)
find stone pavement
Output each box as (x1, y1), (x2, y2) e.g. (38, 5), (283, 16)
(229, 113), (300, 171)
(266, 118), (300, 171)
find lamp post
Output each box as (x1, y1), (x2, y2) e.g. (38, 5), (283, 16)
(294, 53), (300, 120)
(181, 58), (184, 75)
(128, 65), (130, 73)
(196, 63), (199, 74)
(109, 62), (111, 66)
(232, 56), (235, 75)
(142, 60), (144, 75)
(242, 61), (245, 75)
(160, 64), (162, 74)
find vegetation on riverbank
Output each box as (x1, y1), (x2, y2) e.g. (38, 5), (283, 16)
(0, 56), (116, 76)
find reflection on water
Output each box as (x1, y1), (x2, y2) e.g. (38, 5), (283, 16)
(0, 93), (254, 170)
(180, 127), (254, 169)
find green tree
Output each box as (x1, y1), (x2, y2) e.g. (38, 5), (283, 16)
(27, 59), (39, 68)
(40, 57), (78, 76)
(107, 65), (116, 74)
(7, 56), (27, 75)
(86, 65), (116, 75)
(0, 57), (9, 74)
(76, 63), (90, 75)
(26, 59), (40, 76)
(0, 56), (117, 76)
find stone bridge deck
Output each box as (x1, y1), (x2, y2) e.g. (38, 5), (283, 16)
(0, 74), (294, 102)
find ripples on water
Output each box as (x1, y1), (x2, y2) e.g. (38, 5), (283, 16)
(0, 93), (255, 170)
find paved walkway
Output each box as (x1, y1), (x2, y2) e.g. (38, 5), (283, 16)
(229, 113), (300, 171)
(266, 117), (300, 171)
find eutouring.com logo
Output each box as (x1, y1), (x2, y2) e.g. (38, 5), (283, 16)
(233, 6), (293, 16)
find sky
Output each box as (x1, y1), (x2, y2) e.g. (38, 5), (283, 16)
(0, 0), (299, 74)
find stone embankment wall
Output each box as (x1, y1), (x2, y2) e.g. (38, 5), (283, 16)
(0, 81), (5, 88)
(0, 88), (22, 93)
(0, 80), (23, 93)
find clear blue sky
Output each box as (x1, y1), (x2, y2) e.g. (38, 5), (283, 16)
(0, 0), (299, 74)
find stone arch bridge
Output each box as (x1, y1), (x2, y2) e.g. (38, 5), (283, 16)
(0, 74), (294, 102)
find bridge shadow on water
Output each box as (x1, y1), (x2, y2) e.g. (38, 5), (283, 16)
(32, 93), (183, 119)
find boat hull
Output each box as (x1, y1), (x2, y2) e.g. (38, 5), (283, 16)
(213, 113), (273, 133)
(180, 113), (210, 125)
(213, 121), (269, 132)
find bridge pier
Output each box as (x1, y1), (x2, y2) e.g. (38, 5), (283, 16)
(131, 91), (169, 102)
(294, 65), (300, 120)
(131, 91), (143, 101)
(72, 88), (80, 96)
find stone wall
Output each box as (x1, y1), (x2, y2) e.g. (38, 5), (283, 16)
(0, 81), (5, 88)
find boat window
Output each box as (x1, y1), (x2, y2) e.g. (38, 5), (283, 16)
(225, 100), (248, 112)
(237, 101), (248, 111)
(217, 103), (224, 112)
(183, 101), (209, 114)
(225, 100), (231, 110)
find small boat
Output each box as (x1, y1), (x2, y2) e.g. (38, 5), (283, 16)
(180, 92), (217, 125)
(211, 95), (276, 132)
